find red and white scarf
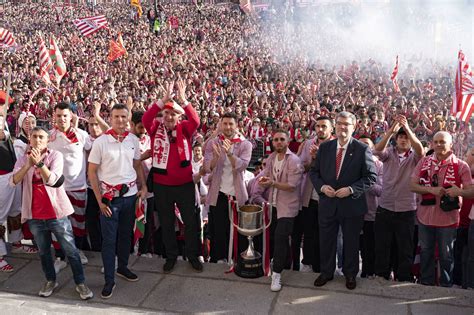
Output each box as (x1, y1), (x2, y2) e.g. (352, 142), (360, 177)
(249, 127), (264, 140)
(418, 154), (460, 188)
(152, 122), (190, 174)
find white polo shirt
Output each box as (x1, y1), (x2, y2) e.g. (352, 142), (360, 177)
(48, 128), (89, 191)
(88, 132), (141, 197)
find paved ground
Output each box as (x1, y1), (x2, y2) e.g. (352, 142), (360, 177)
(0, 251), (473, 314)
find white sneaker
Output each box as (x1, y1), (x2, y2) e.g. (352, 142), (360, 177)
(38, 281), (59, 297)
(101, 257), (118, 274)
(300, 264), (312, 272)
(54, 258), (67, 274)
(216, 259), (227, 264)
(76, 283), (94, 300)
(271, 272), (282, 292)
(198, 256), (205, 263)
(78, 251), (88, 265)
(334, 268), (344, 276)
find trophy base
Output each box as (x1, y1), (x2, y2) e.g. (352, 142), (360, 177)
(234, 255), (264, 279)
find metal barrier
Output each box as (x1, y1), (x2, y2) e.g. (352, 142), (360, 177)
(249, 139), (264, 169)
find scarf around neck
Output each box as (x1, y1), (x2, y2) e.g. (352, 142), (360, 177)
(152, 122), (190, 174)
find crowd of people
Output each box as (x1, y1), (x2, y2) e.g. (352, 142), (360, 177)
(0, 0), (474, 301)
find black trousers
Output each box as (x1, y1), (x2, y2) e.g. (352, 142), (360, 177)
(154, 182), (199, 261)
(361, 221), (375, 277)
(272, 209), (295, 274)
(85, 188), (102, 252)
(303, 199), (320, 272)
(208, 192), (231, 262)
(138, 197), (155, 255)
(319, 211), (364, 278)
(291, 210), (304, 271)
(374, 207), (415, 281)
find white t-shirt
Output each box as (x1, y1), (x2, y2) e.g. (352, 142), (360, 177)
(220, 144), (235, 196)
(272, 156), (284, 206)
(88, 132), (141, 197)
(48, 128), (89, 191)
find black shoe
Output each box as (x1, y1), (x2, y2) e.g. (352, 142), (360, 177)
(163, 259), (177, 274)
(314, 274), (334, 287)
(189, 258), (203, 273)
(345, 276), (357, 290)
(116, 268), (139, 282)
(101, 282), (116, 299)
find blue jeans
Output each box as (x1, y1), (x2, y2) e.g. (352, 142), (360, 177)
(28, 217), (85, 285)
(100, 195), (136, 284)
(418, 223), (456, 287)
(467, 220), (474, 289)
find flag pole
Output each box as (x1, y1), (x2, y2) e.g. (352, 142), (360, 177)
(3, 64), (12, 119)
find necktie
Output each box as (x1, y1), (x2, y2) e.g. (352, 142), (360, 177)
(335, 147), (344, 178)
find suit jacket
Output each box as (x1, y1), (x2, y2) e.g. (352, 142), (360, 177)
(251, 149), (304, 218)
(309, 138), (377, 218)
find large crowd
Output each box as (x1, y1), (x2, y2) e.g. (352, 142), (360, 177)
(0, 0), (473, 301)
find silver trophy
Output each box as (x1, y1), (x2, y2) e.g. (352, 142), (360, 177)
(229, 203), (272, 278)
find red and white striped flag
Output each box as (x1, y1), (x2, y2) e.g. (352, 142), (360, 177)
(0, 28), (16, 48)
(38, 35), (53, 86)
(49, 36), (67, 86)
(390, 55), (400, 93)
(452, 50), (474, 122)
(240, 0), (252, 15)
(73, 15), (108, 37)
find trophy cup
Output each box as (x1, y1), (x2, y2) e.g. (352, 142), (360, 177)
(229, 204), (272, 278)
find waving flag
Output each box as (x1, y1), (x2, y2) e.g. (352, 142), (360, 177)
(38, 35), (53, 86)
(0, 28), (16, 48)
(73, 15), (108, 37)
(452, 50), (474, 122)
(49, 36), (67, 86)
(390, 55), (400, 93)
(131, 0), (143, 17)
(107, 32), (127, 62)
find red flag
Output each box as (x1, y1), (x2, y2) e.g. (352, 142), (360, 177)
(390, 55), (400, 93)
(38, 35), (53, 86)
(107, 33), (127, 62)
(452, 50), (474, 122)
(73, 15), (108, 37)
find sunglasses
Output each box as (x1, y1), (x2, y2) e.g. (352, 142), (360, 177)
(273, 137), (286, 142)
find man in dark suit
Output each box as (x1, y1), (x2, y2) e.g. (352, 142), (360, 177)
(310, 111), (377, 290)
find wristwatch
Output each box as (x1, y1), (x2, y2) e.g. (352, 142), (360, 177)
(36, 161), (45, 168)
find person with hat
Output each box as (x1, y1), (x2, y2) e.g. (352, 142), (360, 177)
(14, 111), (36, 158)
(373, 115), (424, 282)
(0, 106), (31, 272)
(142, 79), (203, 274)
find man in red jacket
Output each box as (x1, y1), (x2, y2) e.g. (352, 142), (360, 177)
(142, 79), (202, 273)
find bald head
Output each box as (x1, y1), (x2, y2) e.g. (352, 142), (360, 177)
(432, 131), (453, 159)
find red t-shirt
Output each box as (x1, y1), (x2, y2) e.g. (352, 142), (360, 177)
(31, 171), (57, 220)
